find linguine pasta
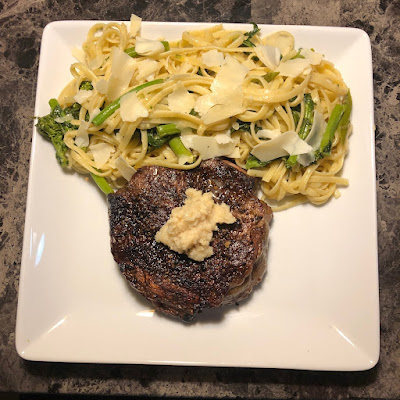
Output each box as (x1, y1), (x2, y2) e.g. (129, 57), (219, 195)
(54, 19), (351, 211)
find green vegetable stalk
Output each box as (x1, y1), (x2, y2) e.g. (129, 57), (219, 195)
(286, 93), (315, 168)
(168, 136), (194, 161)
(161, 41), (170, 51)
(246, 154), (268, 169)
(92, 79), (164, 126)
(90, 173), (114, 195)
(241, 23), (260, 47)
(124, 47), (138, 58)
(318, 104), (345, 156)
(292, 110), (300, 127)
(339, 91), (352, 143)
(156, 123), (180, 137)
(36, 99), (78, 167)
(147, 128), (171, 149)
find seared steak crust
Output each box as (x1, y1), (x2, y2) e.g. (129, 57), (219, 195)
(108, 158), (272, 321)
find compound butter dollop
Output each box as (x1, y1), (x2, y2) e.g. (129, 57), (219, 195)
(155, 188), (236, 262)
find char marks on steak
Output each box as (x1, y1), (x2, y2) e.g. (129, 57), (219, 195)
(108, 158), (273, 321)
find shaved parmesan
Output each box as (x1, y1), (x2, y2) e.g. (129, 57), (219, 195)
(130, 14), (142, 36)
(202, 50), (224, 67)
(176, 123), (193, 135)
(120, 91), (148, 122)
(228, 147), (241, 158)
(168, 83), (196, 114)
(178, 154), (194, 165)
(115, 156), (136, 181)
(107, 47), (136, 101)
(215, 132), (233, 144)
(90, 143), (115, 168)
(282, 134), (313, 155)
(251, 131), (312, 162)
(202, 98), (244, 125)
(275, 48), (323, 77)
(89, 108), (100, 122)
(194, 93), (217, 116)
(276, 58), (311, 77)
(89, 55), (103, 70)
(135, 37), (164, 56)
(136, 59), (160, 81)
(181, 134), (237, 160)
(210, 55), (248, 94)
(195, 56), (248, 125)
(74, 89), (93, 104)
(74, 121), (90, 148)
(178, 62), (193, 74)
(257, 129), (281, 140)
(203, 87), (245, 125)
(297, 110), (327, 166)
(301, 48), (323, 65)
(255, 45), (281, 70)
(71, 47), (86, 64)
(95, 79), (108, 94)
(263, 31), (294, 57)
(242, 58), (257, 70)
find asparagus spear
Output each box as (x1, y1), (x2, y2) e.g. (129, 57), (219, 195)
(286, 93), (315, 168)
(92, 79), (164, 126)
(90, 173), (114, 195)
(157, 123), (180, 137)
(318, 104), (345, 156)
(168, 136), (194, 162)
(339, 91), (352, 143)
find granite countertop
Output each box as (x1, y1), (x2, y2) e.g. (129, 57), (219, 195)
(1, 0), (399, 398)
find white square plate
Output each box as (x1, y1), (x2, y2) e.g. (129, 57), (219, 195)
(16, 21), (379, 370)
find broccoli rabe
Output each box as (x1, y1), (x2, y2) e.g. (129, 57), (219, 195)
(79, 80), (94, 90)
(64, 102), (81, 120)
(246, 154), (268, 169)
(146, 126), (194, 162)
(241, 23), (260, 47)
(146, 128), (171, 149)
(36, 99), (78, 167)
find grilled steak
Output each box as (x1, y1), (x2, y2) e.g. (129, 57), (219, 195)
(108, 158), (272, 321)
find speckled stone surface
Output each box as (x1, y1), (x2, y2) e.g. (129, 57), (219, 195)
(1, 0), (399, 398)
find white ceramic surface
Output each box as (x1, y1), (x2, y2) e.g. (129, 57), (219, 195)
(16, 21), (379, 370)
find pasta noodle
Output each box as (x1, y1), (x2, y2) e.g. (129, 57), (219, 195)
(55, 19), (352, 211)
